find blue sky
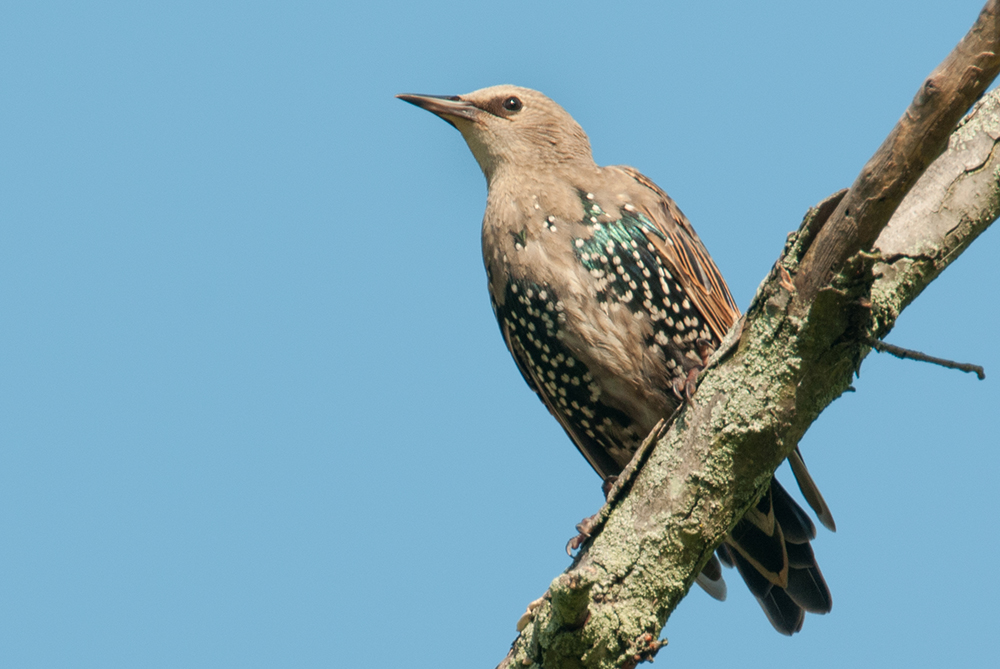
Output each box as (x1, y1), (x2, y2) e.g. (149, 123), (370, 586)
(1, 1), (997, 667)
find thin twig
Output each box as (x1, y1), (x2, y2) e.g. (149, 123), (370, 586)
(863, 336), (986, 379)
(498, 5), (1000, 665)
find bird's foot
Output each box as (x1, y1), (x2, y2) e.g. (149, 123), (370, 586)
(672, 367), (700, 405)
(671, 376), (685, 401)
(566, 416), (667, 557)
(566, 514), (598, 555)
(685, 368), (699, 403)
(565, 471), (624, 555)
(695, 338), (715, 368)
(671, 339), (716, 404)
(601, 475), (618, 499)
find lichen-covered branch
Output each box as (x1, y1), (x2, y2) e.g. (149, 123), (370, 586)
(497, 15), (1000, 669)
(794, 0), (1000, 304)
(872, 91), (1000, 330)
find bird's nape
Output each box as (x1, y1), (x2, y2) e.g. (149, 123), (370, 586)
(398, 85), (835, 636)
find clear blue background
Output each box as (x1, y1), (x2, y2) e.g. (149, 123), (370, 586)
(2, 1), (996, 666)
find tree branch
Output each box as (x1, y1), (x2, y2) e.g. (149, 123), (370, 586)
(793, 0), (1000, 305)
(498, 5), (1000, 668)
(862, 337), (986, 379)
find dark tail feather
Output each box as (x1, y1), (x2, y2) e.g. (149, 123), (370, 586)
(718, 473), (835, 634)
(728, 487), (788, 586)
(785, 542), (832, 613)
(788, 447), (836, 532)
(729, 546), (805, 636)
(716, 542), (735, 568)
(759, 583), (806, 636)
(771, 478), (816, 543)
(695, 553), (728, 601)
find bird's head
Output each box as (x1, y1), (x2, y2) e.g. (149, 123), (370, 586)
(397, 85), (595, 184)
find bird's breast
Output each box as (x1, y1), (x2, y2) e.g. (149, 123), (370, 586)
(482, 186), (706, 464)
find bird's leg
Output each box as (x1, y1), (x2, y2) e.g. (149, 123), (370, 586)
(566, 420), (666, 555)
(695, 338), (715, 367)
(684, 368), (699, 403)
(565, 477), (618, 554)
(566, 516), (596, 554)
(601, 476), (618, 498)
(671, 366), (701, 404)
(672, 339), (717, 403)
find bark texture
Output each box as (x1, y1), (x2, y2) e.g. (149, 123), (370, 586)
(497, 5), (1000, 667)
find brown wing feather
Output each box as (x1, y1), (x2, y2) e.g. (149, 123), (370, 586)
(618, 166), (740, 342)
(620, 166), (796, 590)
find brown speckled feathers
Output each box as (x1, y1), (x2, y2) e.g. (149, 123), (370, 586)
(399, 85), (836, 635)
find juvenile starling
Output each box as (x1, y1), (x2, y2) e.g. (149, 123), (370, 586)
(398, 85), (835, 635)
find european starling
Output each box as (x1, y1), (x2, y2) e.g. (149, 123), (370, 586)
(398, 85), (835, 635)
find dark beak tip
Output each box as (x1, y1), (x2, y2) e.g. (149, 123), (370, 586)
(396, 93), (474, 128)
(396, 93), (463, 102)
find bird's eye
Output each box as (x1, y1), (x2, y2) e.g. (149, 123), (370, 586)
(502, 96), (523, 112)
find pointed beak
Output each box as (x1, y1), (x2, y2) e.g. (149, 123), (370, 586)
(396, 93), (478, 128)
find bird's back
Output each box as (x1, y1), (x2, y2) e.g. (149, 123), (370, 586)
(482, 162), (833, 634)
(482, 164), (735, 477)
(399, 84), (834, 635)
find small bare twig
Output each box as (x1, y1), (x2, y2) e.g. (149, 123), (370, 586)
(497, 5), (1000, 666)
(863, 336), (986, 379)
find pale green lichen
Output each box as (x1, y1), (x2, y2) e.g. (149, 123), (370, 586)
(500, 91), (1000, 669)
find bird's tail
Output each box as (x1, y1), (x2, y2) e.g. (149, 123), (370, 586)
(703, 451), (835, 635)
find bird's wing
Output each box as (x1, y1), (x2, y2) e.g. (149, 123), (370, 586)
(494, 298), (623, 480)
(617, 166), (740, 342)
(617, 166), (835, 633)
(618, 169), (837, 526)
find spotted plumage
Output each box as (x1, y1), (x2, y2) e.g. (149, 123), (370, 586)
(399, 85), (836, 635)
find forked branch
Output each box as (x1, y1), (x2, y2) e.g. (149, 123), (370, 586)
(498, 3), (1000, 668)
